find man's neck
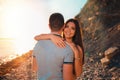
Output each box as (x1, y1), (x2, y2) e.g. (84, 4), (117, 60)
(50, 32), (62, 37)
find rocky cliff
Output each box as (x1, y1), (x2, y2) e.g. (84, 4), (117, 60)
(75, 0), (120, 79)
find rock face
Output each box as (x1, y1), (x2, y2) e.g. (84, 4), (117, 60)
(75, 0), (120, 79)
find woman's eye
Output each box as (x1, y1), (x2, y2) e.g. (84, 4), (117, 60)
(65, 25), (69, 28)
(71, 27), (75, 30)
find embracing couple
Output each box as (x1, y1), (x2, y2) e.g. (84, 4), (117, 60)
(32, 13), (84, 80)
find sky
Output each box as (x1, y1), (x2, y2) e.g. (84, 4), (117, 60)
(0, 0), (87, 54)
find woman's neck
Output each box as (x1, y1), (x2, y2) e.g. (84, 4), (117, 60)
(66, 38), (73, 43)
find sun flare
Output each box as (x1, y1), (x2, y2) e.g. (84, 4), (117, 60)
(0, 0), (49, 55)
(0, 1), (35, 55)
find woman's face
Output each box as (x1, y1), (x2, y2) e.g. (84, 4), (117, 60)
(64, 22), (76, 39)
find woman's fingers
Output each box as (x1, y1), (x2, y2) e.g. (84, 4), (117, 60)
(51, 36), (66, 48)
(56, 40), (66, 48)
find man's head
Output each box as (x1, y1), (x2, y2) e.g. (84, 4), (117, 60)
(49, 13), (64, 32)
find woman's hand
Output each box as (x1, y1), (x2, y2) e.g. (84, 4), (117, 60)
(50, 35), (66, 48)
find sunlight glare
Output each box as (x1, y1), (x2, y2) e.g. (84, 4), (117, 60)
(1, 0), (49, 55)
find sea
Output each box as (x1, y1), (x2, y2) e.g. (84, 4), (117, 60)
(0, 38), (16, 56)
(0, 38), (22, 65)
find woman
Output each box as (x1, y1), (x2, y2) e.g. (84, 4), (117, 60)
(34, 19), (84, 79)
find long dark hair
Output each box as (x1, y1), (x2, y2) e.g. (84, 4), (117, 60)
(64, 19), (84, 64)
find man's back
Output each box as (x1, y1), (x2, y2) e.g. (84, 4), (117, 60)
(33, 40), (74, 80)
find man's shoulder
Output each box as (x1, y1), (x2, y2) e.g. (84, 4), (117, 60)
(64, 42), (71, 49)
(64, 43), (73, 53)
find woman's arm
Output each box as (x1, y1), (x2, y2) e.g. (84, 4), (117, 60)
(34, 34), (66, 47)
(34, 34), (52, 40)
(74, 46), (83, 78)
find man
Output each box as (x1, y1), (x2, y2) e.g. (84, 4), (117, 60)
(32, 13), (74, 80)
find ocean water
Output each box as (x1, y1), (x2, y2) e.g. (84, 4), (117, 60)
(0, 38), (17, 57)
(0, 38), (19, 64)
(0, 38), (35, 64)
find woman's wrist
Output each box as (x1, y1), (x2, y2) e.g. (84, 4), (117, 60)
(49, 34), (54, 39)
(74, 57), (80, 60)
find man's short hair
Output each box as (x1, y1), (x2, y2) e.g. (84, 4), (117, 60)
(49, 13), (64, 31)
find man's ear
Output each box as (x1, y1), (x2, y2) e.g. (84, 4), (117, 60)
(62, 24), (65, 30)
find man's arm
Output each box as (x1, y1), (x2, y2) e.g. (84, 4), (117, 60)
(32, 56), (38, 72)
(63, 64), (74, 80)
(67, 43), (83, 78)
